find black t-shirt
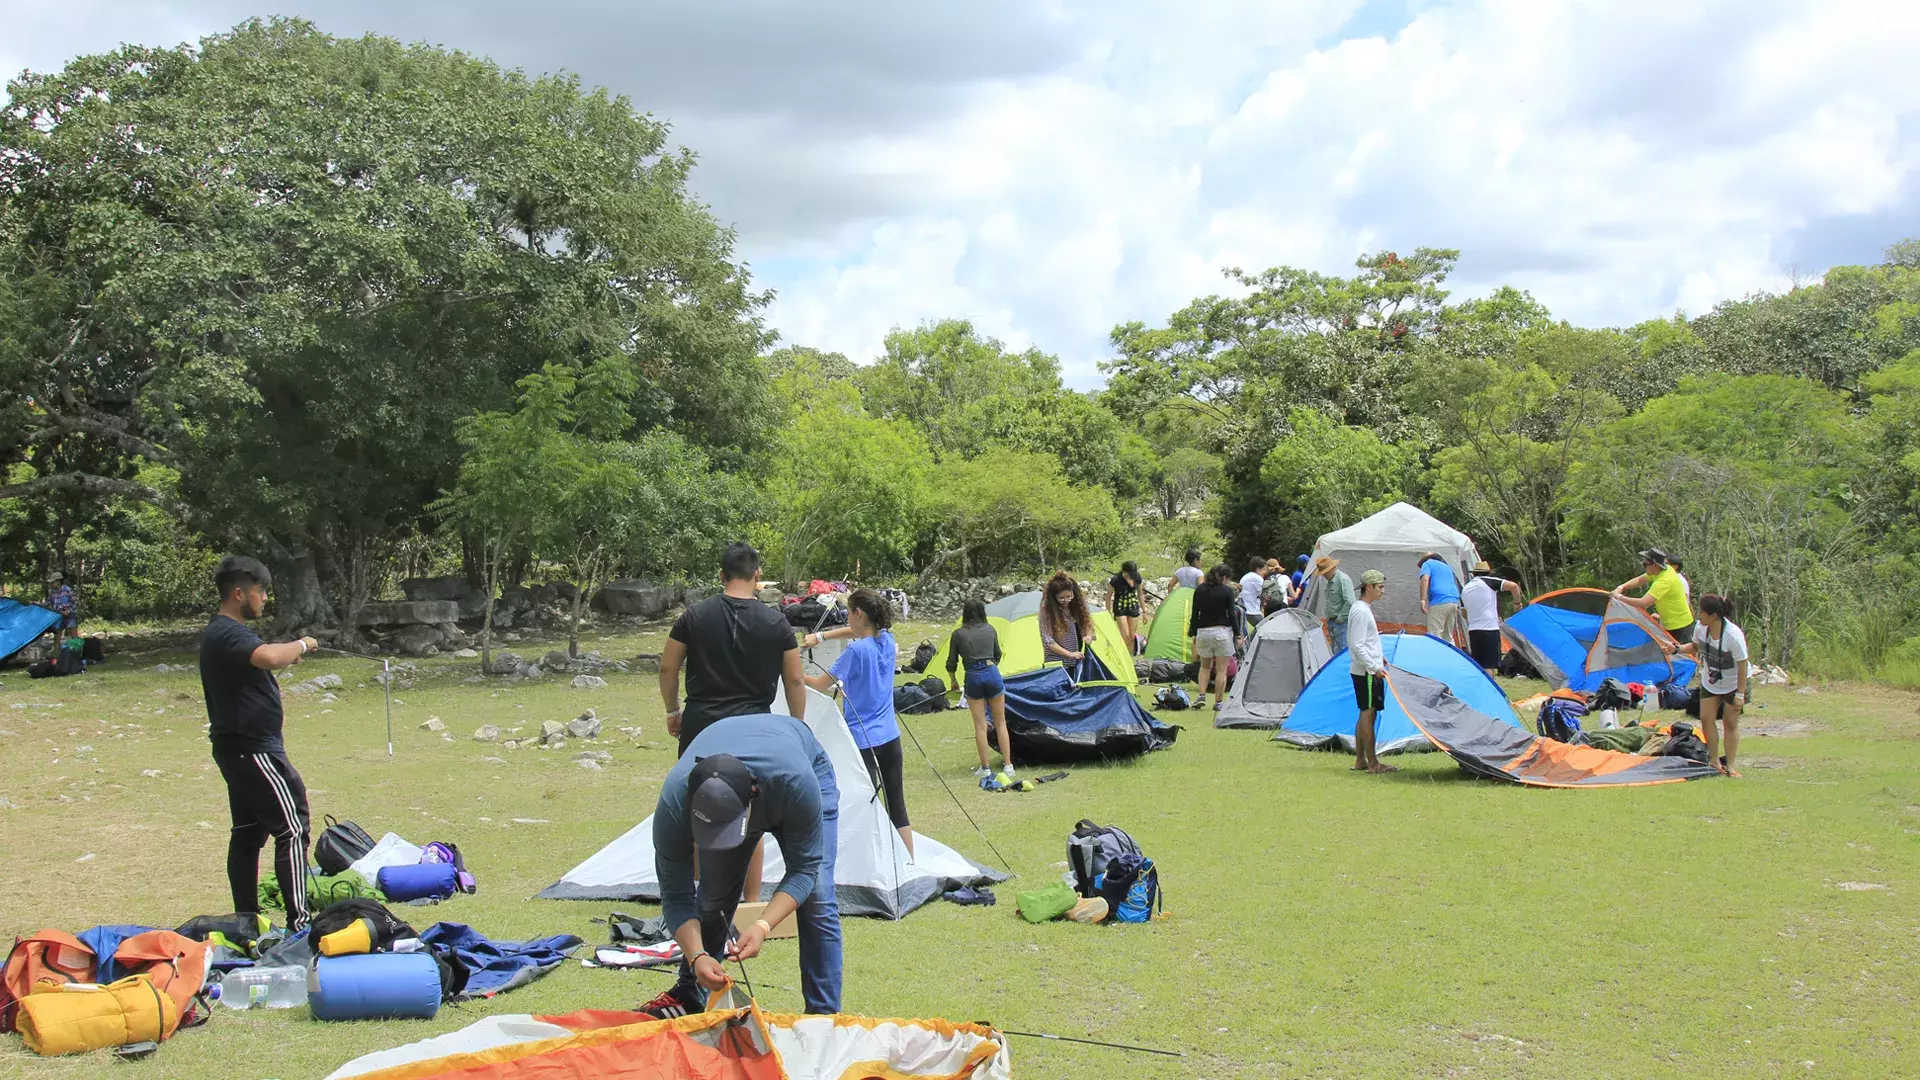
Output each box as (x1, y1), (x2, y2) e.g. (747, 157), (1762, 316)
(669, 595), (798, 728)
(1109, 572), (1140, 599)
(200, 614), (285, 755)
(1188, 583), (1240, 633)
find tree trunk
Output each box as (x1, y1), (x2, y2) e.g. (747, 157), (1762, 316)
(480, 536), (500, 676)
(269, 550), (336, 635)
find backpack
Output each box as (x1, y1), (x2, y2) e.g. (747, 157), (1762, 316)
(1662, 722), (1711, 764)
(308, 900), (416, 953)
(0, 930), (94, 1032)
(1148, 659), (1186, 684)
(1106, 856), (1162, 924)
(906, 642), (937, 674)
(313, 816), (377, 876)
(896, 677), (947, 715)
(1066, 820), (1143, 898)
(1537, 697), (1588, 742)
(112, 931), (212, 1028)
(420, 842), (477, 894)
(26, 641), (83, 679)
(1153, 687), (1191, 711)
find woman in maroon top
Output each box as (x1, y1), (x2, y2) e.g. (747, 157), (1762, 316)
(1038, 572), (1097, 667)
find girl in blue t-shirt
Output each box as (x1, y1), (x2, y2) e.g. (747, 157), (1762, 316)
(803, 588), (912, 857)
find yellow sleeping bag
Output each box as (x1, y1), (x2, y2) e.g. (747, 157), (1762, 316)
(16, 975), (179, 1056)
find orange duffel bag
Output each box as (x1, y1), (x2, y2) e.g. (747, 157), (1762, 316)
(16, 975), (179, 1056)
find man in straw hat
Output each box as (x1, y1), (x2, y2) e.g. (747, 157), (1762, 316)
(1312, 555), (1355, 653)
(1461, 559), (1524, 675)
(45, 570), (78, 636)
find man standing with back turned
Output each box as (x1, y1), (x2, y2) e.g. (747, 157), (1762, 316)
(200, 555), (321, 932)
(660, 542), (808, 907)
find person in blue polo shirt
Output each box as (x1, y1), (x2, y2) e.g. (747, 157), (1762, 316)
(803, 588), (912, 857)
(1418, 551), (1464, 645)
(638, 713), (842, 1020)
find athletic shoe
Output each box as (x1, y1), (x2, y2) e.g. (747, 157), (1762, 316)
(636, 988), (696, 1020)
(1001, 764), (1017, 779)
(971, 766), (993, 781)
(1067, 896), (1109, 923)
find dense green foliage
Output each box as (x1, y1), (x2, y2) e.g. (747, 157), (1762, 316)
(9, 19), (1920, 677)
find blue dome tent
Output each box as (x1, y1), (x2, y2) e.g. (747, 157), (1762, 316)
(1502, 588), (1697, 693)
(1272, 632), (1521, 755)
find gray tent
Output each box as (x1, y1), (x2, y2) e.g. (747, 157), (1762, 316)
(1215, 608), (1333, 729)
(1302, 502), (1480, 629)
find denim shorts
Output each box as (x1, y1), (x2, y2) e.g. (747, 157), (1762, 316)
(962, 661), (1004, 701)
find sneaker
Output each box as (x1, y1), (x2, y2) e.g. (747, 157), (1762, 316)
(971, 766), (993, 781)
(636, 988), (696, 1021)
(1067, 896), (1110, 924)
(1001, 763), (1017, 779)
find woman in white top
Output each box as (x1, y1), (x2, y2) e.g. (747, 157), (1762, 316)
(1169, 548), (1205, 592)
(1461, 561), (1524, 675)
(1671, 593), (1749, 777)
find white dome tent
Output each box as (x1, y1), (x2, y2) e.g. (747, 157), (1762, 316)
(1214, 608), (1334, 729)
(1301, 502), (1481, 630)
(536, 688), (1005, 918)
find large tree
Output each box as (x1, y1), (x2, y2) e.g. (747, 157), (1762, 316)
(0, 18), (769, 628)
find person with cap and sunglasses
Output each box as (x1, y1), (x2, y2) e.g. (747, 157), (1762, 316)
(637, 712), (842, 1020)
(1349, 568), (1396, 774)
(1462, 560), (1525, 675)
(1612, 547), (1695, 645)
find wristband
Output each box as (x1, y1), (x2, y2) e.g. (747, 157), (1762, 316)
(754, 919), (772, 934)
(299, 639), (309, 654)
(688, 949), (710, 965)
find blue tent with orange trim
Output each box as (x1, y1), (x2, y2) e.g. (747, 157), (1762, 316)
(1272, 633), (1520, 754)
(1502, 588), (1696, 693)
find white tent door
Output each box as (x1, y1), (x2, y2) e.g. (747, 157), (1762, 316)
(1245, 637), (1307, 703)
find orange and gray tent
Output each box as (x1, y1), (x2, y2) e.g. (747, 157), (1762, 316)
(1389, 665), (1720, 787)
(323, 1002), (1011, 1080)
(1502, 588), (1697, 693)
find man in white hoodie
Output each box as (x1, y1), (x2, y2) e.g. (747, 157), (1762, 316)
(1348, 569), (1396, 775)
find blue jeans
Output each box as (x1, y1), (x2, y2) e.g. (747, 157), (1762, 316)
(1328, 618), (1349, 654)
(676, 805), (842, 1013)
(962, 660), (1004, 700)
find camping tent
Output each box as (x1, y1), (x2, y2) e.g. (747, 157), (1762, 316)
(1501, 588), (1697, 693)
(536, 688), (1004, 917)
(923, 592), (1136, 689)
(1390, 665), (1721, 787)
(1215, 608), (1334, 729)
(1273, 632), (1519, 754)
(1141, 586), (1194, 663)
(326, 1003), (1011, 1080)
(1303, 503), (1480, 629)
(995, 662), (1179, 763)
(0, 600), (60, 664)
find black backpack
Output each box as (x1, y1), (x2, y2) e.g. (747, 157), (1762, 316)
(1662, 722), (1710, 764)
(1153, 686), (1192, 711)
(896, 676), (947, 715)
(906, 642), (937, 674)
(313, 816), (377, 875)
(309, 898), (417, 951)
(1067, 820), (1143, 898)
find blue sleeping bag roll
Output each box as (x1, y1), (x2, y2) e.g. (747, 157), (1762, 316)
(377, 861), (458, 902)
(308, 953), (442, 1021)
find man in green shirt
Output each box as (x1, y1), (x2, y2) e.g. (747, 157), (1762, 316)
(1314, 556), (1356, 653)
(1613, 548), (1695, 645)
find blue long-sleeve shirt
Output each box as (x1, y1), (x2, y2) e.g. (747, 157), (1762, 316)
(653, 713), (838, 931)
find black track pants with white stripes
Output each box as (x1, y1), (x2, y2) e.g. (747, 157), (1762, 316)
(215, 751), (313, 932)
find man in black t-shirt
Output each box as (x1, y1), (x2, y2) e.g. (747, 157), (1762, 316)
(200, 555), (321, 932)
(660, 542), (805, 905)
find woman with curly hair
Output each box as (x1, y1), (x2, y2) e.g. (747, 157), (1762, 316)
(1039, 572), (1097, 668)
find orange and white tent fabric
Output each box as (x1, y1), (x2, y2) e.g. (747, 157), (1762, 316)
(325, 1002), (1011, 1080)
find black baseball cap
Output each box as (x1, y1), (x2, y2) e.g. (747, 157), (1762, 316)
(687, 755), (756, 850)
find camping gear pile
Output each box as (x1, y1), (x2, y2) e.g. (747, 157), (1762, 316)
(0, 599), (62, 666)
(540, 688), (1006, 918)
(1019, 820), (1162, 926)
(0, 926), (212, 1057)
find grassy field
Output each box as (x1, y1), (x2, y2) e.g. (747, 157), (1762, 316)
(2, 617), (1916, 1078)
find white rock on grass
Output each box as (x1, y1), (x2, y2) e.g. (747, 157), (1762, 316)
(472, 724), (502, 742)
(576, 758), (603, 771)
(565, 711), (602, 739)
(420, 718), (447, 732)
(570, 674), (607, 691)
(452, 648), (480, 659)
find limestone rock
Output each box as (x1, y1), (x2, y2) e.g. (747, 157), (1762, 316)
(593, 579), (678, 619)
(565, 711), (602, 739)
(573, 750), (612, 763)
(571, 674), (607, 691)
(313, 674), (343, 689)
(755, 587), (783, 605)
(358, 600), (461, 626)
(393, 624), (445, 657)
(472, 724), (502, 743)
(452, 648), (479, 659)
(545, 650), (574, 670)
(540, 719), (567, 743)
(420, 717), (446, 733)
(486, 651), (523, 676)
(576, 758), (603, 771)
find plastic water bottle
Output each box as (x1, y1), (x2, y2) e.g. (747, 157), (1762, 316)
(215, 966), (308, 1010)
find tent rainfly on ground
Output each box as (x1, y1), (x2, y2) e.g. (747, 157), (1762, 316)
(1141, 586), (1194, 664)
(0, 600), (60, 663)
(536, 689), (1004, 917)
(1302, 503), (1480, 630)
(923, 592), (1136, 689)
(324, 1000), (1011, 1080)
(994, 659), (1179, 762)
(1273, 632), (1520, 754)
(1215, 608), (1334, 729)
(1391, 666), (1721, 787)
(1502, 588), (1698, 692)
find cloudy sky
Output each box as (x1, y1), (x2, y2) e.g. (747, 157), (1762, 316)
(6, 1), (1918, 385)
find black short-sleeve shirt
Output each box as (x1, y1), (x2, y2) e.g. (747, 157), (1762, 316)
(669, 595), (798, 731)
(200, 614), (285, 755)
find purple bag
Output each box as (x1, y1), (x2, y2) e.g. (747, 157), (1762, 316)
(419, 842), (477, 894)
(376, 861), (458, 902)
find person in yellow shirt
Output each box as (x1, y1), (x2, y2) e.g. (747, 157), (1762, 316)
(1612, 548), (1695, 645)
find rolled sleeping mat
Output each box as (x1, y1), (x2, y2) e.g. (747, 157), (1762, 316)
(376, 862), (458, 902)
(307, 953), (441, 1021)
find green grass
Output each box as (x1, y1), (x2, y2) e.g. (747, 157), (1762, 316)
(3, 621), (1918, 1077)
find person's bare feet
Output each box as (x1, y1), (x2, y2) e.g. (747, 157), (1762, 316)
(1351, 762), (1369, 771)
(1368, 763), (1400, 774)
